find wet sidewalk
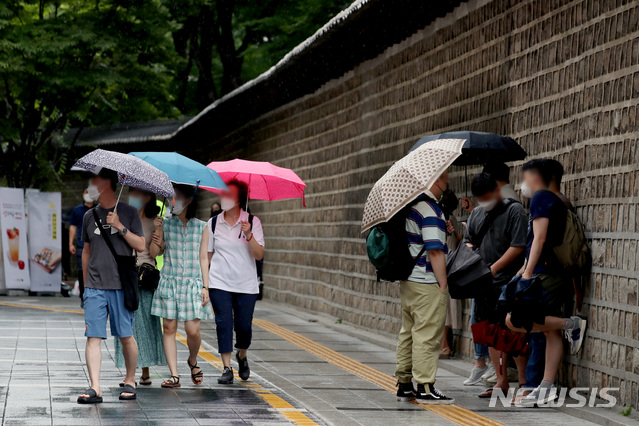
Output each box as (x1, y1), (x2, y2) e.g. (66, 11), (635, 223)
(0, 297), (636, 426)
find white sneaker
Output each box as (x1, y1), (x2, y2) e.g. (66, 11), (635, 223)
(483, 372), (498, 385)
(481, 364), (495, 380)
(563, 316), (587, 355)
(463, 366), (489, 386)
(519, 385), (558, 407)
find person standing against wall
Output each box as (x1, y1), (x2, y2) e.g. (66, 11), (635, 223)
(69, 188), (94, 308)
(439, 189), (462, 359)
(506, 159), (587, 406)
(200, 180), (265, 385)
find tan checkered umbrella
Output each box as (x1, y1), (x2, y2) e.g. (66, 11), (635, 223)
(361, 139), (465, 232)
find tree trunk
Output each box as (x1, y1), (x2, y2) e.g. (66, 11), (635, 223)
(216, 0), (243, 95)
(194, 4), (218, 109)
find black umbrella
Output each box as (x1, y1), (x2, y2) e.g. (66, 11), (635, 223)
(408, 131), (527, 166)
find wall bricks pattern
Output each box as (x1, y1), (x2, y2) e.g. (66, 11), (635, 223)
(187, 0), (639, 406)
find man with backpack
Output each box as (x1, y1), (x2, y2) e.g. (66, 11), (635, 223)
(506, 159), (587, 406)
(463, 173), (528, 397)
(520, 159), (586, 401)
(394, 171), (454, 404)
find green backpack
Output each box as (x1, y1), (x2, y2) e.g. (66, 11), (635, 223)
(543, 191), (590, 273)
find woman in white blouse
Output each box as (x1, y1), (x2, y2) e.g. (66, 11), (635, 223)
(200, 180), (265, 385)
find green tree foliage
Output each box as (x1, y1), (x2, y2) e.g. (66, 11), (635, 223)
(0, 0), (179, 189)
(167, 0), (351, 112)
(0, 0), (350, 189)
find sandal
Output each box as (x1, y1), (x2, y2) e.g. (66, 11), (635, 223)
(187, 358), (204, 385)
(139, 376), (152, 386)
(119, 381), (137, 387)
(77, 388), (103, 404)
(119, 383), (137, 401)
(478, 387), (508, 399)
(439, 348), (452, 359)
(161, 375), (181, 388)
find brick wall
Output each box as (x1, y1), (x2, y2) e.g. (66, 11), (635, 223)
(185, 0), (638, 406)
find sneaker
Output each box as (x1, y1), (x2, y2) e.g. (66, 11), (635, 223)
(463, 366), (489, 386)
(481, 364), (495, 380)
(415, 384), (455, 405)
(236, 351), (250, 381)
(218, 366), (234, 384)
(564, 316), (587, 355)
(396, 382), (415, 402)
(519, 385), (558, 407)
(482, 372), (498, 385)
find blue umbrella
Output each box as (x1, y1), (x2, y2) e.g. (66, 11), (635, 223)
(129, 152), (227, 191)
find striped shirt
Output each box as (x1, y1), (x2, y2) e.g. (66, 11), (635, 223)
(406, 198), (448, 284)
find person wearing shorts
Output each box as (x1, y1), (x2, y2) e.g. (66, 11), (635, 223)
(505, 159), (587, 406)
(77, 169), (145, 404)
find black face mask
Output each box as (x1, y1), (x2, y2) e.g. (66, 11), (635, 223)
(435, 182), (448, 202)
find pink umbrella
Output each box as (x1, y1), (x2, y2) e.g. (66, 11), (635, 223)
(205, 159), (306, 206)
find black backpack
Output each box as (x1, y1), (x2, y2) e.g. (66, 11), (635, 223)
(366, 195), (435, 282)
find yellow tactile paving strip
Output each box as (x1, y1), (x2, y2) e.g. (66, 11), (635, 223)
(175, 333), (319, 426)
(254, 318), (504, 426)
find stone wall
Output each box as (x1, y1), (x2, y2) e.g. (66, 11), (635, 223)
(185, 0), (638, 406)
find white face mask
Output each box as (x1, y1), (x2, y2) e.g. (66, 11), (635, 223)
(478, 199), (498, 211)
(87, 182), (103, 202)
(520, 181), (532, 199)
(172, 200), (185, 215)
(83, 193), (93, 203)
(220, 198), (236, 212)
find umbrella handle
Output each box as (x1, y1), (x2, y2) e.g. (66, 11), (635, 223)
(114, 185), (124, 212)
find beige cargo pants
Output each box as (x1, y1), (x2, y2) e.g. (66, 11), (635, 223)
(395, 280), (448, 384)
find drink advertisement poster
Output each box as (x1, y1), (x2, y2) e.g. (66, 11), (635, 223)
(27, 192), (62, 292)
(0, 188), (30, 289)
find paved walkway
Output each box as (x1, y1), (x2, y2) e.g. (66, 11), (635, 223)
(0, 297), (636, 426)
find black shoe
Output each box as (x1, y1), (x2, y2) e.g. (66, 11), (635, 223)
(396, 382), (415, 402)
(415, 384), (455, 405)
(236, 351), (250, 381)
(218, 366), (234, 384)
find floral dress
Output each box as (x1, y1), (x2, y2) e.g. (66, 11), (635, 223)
(151, 216), (213, 321)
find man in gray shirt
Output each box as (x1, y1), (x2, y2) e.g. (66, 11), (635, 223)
(463, 173), (527, 398)
(77, 168), (145, 404)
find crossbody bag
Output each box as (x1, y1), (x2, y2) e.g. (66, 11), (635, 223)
(92, 209), (140, 311)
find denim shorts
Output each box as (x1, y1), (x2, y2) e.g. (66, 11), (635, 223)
(84, 288), (135, 339)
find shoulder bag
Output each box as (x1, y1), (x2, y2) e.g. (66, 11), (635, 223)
(447, 199), (514, 299)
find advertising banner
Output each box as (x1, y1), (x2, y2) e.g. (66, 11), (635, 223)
(0, 188), (30, 289)
(27, 192), (62, 292)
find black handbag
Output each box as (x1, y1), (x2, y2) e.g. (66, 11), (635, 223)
(92, 209), (139, 311)
(138, 263), (160, 291)
(447, 199), (515, 299)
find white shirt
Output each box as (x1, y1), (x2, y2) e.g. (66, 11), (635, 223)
(208, 210), (265, 294)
